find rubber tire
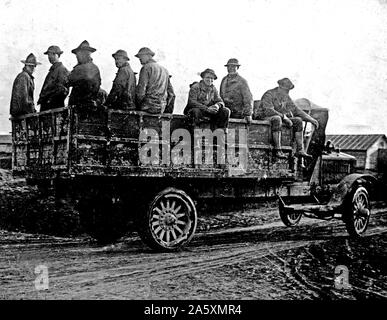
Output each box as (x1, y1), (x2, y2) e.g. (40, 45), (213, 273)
(279, 208), (302, 227)
(137, 188), (197, 252)
(344, 186), (370, 238)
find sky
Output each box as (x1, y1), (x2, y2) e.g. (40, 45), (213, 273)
(0, 0), (387, 135)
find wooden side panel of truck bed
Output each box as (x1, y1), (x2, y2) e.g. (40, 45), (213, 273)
(11, 107), (295, 180)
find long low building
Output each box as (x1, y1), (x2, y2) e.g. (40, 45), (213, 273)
(326, 134), (387, 171)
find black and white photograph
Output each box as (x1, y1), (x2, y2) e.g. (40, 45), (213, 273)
(0, 0), (386, 307)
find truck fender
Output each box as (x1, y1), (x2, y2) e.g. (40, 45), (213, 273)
(327, 173), (376, 207)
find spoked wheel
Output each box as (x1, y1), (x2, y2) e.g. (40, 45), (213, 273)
(138, 188), (197, 251)
(344, 186), (371, 237)
(279, 208), (302, 227)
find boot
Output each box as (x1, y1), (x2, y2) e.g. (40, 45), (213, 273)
(299, 158), (306, 169)
(294, 131), (312, 159)
(272, 131), (287, 159)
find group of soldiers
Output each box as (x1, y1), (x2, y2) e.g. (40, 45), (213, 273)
(10, 41), (174, 116)
(10, 40), (319, 159)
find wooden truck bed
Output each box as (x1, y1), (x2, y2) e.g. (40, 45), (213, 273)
(11, 107), (296, 181)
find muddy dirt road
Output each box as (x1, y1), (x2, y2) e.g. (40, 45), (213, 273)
(1, 205), (386, 300)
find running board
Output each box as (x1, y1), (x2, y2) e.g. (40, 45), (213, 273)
(278, 195), (342, 220)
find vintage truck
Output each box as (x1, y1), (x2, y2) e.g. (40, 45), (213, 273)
(10, 99), (376, 251)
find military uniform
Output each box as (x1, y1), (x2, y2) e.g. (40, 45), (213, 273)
(254, 78), (319, 159)
(106, 62), (136, 110)
(10, 53), (41, 117)
(68, 41), (101, 107)
(184, 80), (230, 129)
(254, 87), (315, 132)
(38, 62), (69, 111)
(68, 59), (101, 106)
(10, 67), (36, 117)
(220, 73), (253, 119)
(136, 58), (170, 113)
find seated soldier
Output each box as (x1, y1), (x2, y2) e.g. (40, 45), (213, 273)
(220, 58), (253, 124)
(254, 78), (319, 159)
(184, 68), (230, 130)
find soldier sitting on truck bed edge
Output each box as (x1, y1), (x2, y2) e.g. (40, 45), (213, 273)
(254, 78), (319, 159)
(220, 58), (253, 124)
(184, 68), (230, 130)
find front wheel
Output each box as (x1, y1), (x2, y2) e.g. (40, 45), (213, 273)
(344, 186), (371, 237)
(137, 188), (197, 251)
(279, 208), (302, 227)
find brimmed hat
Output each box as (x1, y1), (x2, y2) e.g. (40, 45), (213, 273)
(21, 53), (41, 66)
(200, 68), (217, 80)
(71, 40), (96, 54)
(224, 58), (240, 67)
(277, 78), (294, 90)
(112, 49), (129, 60)
(134, 47), (155, 58)
(44, 45), (63, 55)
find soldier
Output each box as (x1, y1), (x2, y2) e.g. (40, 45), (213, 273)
(220, 58), (253, 124)
(254, 78), (319, 159)
(106, 49), (136, 110)
(135, 47), (170, 113)
(68, 40), (101, 107)
(38, 45), (69, 111)
(10, 53), (41, 117)
(184, 68), (230, 130)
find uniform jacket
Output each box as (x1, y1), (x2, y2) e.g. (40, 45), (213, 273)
(184, 80), (225, 115)
(38, 62), (69, 111)
(68, 59), (101, 106)
(136, 59), (169, 113)
(254, 87), (312, 121)
(106, 62), (136, 110)
(10, 68), (36, 117)
(220, 73), (253, 118)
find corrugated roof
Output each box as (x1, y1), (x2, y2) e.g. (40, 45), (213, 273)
(326, 134), (387, 151)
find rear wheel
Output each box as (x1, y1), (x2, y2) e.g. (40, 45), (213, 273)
(137, 188), (197, 251)
(344, 186), (370, 237)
